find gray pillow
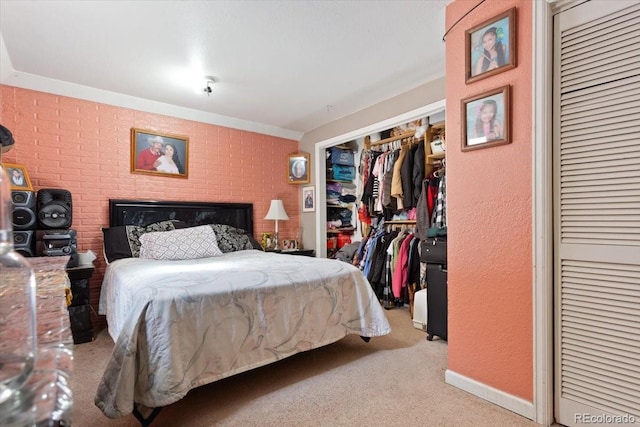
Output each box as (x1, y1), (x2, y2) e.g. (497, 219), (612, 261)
(102, 220), (177, 263)
(209, 224), (254, 253)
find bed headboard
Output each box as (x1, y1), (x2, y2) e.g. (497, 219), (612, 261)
(109, 199), (254, 234)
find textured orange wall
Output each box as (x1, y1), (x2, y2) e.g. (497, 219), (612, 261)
(0, 85), (300, 326)
(445, 0), (533, 400)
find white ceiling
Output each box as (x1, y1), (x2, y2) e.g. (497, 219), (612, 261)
(0, 0), (447, 140)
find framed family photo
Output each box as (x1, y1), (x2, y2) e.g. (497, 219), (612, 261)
(461, 85), (511, 151)
(282, 239), (299, 250)
(287, 153), (310, 184)
(3, 163), (33, 191)
(131, 128), (189, 178)
(465, 7), (516, 84)
(302, 186), (315, 212)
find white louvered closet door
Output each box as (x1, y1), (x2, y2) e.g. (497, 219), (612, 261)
(554, 1), (640, 426)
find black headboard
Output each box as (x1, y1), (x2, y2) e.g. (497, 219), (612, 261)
(109, 199), (254, 234)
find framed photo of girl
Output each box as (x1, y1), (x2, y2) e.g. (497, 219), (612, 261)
(461, 85), (511, 152)
(3, 163), (33, 191)
(465, 7), (516, 84)
(131, 128), (189, 178)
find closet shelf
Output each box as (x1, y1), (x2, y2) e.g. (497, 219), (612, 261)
(327, 227), (355, 234)
(427, 151), (445, 164)
(384, 220), (416, 225)
(327, 179), (354, 183)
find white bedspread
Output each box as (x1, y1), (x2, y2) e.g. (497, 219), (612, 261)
(95, 250), (391, 418)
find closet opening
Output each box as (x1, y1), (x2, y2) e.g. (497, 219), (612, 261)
(313, 100), (446, 259)
(313, 99), (447, 339)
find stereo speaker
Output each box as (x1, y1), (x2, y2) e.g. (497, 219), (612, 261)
(37, 189), (72, 229)
(14, 230), (35, 257)
(11, 190), (37, 230)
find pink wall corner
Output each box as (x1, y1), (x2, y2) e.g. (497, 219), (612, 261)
(445, 0), (533, 401)
(0, 85), (301, 326)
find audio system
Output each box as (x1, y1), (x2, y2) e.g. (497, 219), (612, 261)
(9, 187), (77, 265)
(35, 228), (78, 267)
(35, 229), (77, 256)
(11, 190), (37, 230)
(37, 188), (73, 229)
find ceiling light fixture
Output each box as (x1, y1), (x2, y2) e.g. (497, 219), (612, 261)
(202, 76), (215, 96)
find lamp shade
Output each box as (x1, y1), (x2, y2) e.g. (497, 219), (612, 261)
(264, 200), (289, 221)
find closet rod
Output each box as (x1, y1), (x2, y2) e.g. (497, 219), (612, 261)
(367, 131), (423, 148)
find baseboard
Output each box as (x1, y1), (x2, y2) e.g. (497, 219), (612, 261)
(445, 369), (536, 421)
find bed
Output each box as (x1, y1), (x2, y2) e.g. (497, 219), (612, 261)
(95, 199), (391, 424)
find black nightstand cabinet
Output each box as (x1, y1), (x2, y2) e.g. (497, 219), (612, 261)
(275, 249), (315, 257)
(66, 265), (94, 344)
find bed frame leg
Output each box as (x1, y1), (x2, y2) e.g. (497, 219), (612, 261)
(360, 336), (371, 343)
(132, 405), (163, 426)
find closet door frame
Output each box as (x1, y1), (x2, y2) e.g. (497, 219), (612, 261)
(532, 1), (555, 424)
(535, 1), (640, 425)
(312, 100), (445, 258)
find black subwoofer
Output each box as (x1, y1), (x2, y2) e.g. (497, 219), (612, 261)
(11, 191), (37, 230)
(14, 230), (35, 257)
(37, 189), (73, 229)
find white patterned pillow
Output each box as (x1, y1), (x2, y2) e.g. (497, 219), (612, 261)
(139, 225), (223, 260)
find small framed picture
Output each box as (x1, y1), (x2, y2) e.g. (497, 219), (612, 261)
(131, 128), (189, 178)
(461, 85), (511, 151)
(3, 163), (33, 191)
(302, 186), (315, 212)
(261, 232), (274, 250)
(465, 7), (516, 84)
(288, 153), (310, 184)
(282, 239), (299, 250)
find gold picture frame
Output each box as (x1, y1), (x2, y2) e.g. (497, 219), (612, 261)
(260, 232), (274, 250)
(131, 128), (189, 178)
(287, 153), (310, 184)
(3, 163), (33, 191)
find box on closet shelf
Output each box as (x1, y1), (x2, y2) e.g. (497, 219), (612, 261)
(327, 165), (355, 181)
(329, 147), (355, 166)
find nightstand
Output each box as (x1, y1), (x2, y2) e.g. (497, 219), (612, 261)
(271, 249), (315, 257)
(66, 264), (94, 344)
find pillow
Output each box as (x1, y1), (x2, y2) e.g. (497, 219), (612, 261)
(246, 234), (264, 251)
(102, 220), (176, 263)
(209, 224), (255, 253)
(139, 225), (223, 260)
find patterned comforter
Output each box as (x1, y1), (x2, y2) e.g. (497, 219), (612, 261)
(95, 250), (391, 418)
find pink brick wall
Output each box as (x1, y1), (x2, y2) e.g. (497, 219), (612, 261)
(0, 84), (301, 327)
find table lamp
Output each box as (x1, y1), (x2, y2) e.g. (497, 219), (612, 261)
(264, 199), (289, 250)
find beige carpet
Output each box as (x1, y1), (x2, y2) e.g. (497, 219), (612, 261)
(71, 307), (538, 427)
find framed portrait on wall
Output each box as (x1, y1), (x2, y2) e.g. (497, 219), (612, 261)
(465, 7), (516, 84)
(461, 85), (511, 151)
(131, 128), (189, 178)
(2, 163), (33, 191)
(287, 153), (310, 184)
(302, 186), (315, 212)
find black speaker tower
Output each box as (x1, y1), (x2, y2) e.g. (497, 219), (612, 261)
(37, 188), (73, 229)
(11, 190), (37, 231)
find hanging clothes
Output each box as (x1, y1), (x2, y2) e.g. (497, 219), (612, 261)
(430, 173), (447, 229)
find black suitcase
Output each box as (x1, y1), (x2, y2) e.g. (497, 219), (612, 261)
(426, 263), (448, 341)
